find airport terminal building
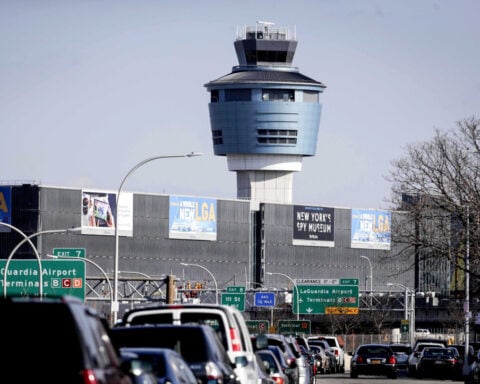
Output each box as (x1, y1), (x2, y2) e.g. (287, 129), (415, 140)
(0, 22), (463, 331)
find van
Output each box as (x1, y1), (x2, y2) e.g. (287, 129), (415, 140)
(118, 303), (260, 384)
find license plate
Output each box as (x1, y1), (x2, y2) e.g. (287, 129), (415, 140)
(371, 359), (382, 364)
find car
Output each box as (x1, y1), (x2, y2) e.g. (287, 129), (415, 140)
(307, 336), (345, 373)
(252, 334), (299, 384)
(298, 345), (317, 378)
(284, 335), (313, 384)
(413, 337), (448, 350)
(119, 347), (200, 384)
(118, 303), (259, 384)
(119, 350), (161, 384)
(256, 349), (290, 384)
(0, 295), (133, 384)
(307, 339), (336, 373)
(308, 345), (330, 374)
(389, 343), (412, 372)
(450, 343), (475, 364)
(415, 346), (459, 380)
(349, 343), (398, 379)
(267, 345), (298, 383)
(447, 346), (467, 381)
(109, 324), (240, 384)
(254, 352), (277, 384)
(407, 341), (445, 376)
(414, 328), (431, 337)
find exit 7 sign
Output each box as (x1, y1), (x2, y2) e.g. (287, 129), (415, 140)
(53, 248), (86, 258)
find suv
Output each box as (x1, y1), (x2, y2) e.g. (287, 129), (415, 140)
(118, 303), (259, 384)
(308, 336), (345, 373)
(0, 295), (132, 384)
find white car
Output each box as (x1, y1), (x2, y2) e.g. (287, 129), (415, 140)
(415, 329), (431, 337)
(308, 335), (345, 373)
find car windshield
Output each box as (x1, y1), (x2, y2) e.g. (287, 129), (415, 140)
(358, 346), (390, 355)
(423, 348), (453, 358)
(390, 345), (411, 354)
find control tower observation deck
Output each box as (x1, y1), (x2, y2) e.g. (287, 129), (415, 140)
(205, 21), (326, 204)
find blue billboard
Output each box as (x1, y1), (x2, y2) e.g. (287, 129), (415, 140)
(351, 209), (391, 250)
(169, 196), (217, 241)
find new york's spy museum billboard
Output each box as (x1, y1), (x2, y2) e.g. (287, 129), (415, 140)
(293, 205), (334, 247)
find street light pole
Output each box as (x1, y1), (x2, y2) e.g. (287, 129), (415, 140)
(1, 225), (82, 298)
(360, 255), (373, 305)
(387, 282), (415, 345)
(112, 152), (201, 325)
(47, 254), (113, 303)
(180, 263), (218, 304)
(267, 271), (299, 320)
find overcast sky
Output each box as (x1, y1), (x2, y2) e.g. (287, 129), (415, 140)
(1, 0), (479, 210)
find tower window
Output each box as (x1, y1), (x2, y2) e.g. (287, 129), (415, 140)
(262, 89), (294, 102)
(303, 91), (319, 103)
(257, 129), (297, 144)
(225, 89), (251, 101)
(210, 90), (219, 103)
(245, 50), (288, 64)
(212, 130), (223, 145)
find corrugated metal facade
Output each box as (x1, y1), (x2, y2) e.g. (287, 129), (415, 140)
(5, 185), (418, 294)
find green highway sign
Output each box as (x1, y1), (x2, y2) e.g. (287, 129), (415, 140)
(1, 259), (85, 300)
(226, 286), (245, 293)
(221, 292), (245, 311)
(278, 320), (311, 335)
(246, 320), (269, 334)
(53, 248), (86, 258)
(294, 278), (359, 315)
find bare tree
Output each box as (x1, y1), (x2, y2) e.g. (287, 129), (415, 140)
(387, 116), (480, 296)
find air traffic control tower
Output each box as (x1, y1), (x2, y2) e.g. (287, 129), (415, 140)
(205, 21), (326, 204)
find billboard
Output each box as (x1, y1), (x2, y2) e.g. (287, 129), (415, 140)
(351, 209), (391, 250)
(292, 205), (334, 247)
(169, 196), (217, 241)
(0, 186), (12, 233)
(81, 189), (133, 236)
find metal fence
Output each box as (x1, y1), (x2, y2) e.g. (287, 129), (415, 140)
(340, 332), (465, 354)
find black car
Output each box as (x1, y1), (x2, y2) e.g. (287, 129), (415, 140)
(109, 324), (239, 384)
(0, 295), (133, 384)
(350, 343), (398, 379)
(416, 347), (459, 380)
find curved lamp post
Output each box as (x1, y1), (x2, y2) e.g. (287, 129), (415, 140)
(1, 224), (81, 298)
(180, 262), (218, 304)
(47, 254), (113, 303)
(267, 271), (299, 320)
(112, 152), (202, 324)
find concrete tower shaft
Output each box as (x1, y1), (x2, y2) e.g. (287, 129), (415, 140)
(205, 21), (326, 203)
